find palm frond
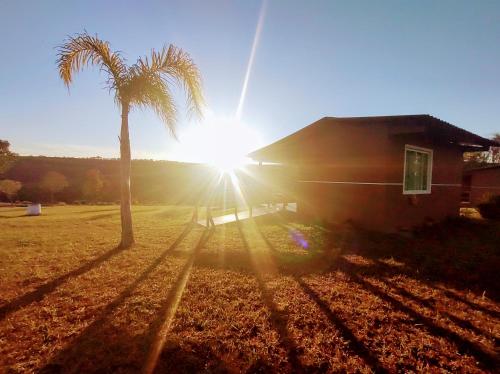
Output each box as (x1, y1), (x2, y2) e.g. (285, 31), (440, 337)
(57, 33), (204, 138)
(57, 32), (126, 92)
(135, 45), (204, 118)
(126, 71), (178, 137)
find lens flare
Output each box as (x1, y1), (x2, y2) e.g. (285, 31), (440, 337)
(289, 229), (308, 249)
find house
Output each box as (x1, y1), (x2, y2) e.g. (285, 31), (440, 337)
(248, 115), (498, 231)
(462, 165), (500, 206)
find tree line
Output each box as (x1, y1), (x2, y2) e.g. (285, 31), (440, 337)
(0, 153), (291, 207)
(0, 153), (223, 205)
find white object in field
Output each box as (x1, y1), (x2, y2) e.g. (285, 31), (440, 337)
(26, 204), (42, 216)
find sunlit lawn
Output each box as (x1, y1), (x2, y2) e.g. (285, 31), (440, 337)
(0, 205), (499, 373)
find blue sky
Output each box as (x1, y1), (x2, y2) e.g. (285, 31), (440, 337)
(1, 0), (499, 160)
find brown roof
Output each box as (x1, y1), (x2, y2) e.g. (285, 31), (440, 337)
(248, 115), (498, 162)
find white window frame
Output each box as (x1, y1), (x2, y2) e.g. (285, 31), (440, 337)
(403, 144), (433, 195)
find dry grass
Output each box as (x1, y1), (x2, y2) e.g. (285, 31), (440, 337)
(0, 205), (499, 373)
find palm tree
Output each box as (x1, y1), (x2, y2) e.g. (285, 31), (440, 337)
(57, 32), (204, 247)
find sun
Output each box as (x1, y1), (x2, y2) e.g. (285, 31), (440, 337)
(170, 116), (263, 172)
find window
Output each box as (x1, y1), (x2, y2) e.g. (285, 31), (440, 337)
(403, 145), (432, 194)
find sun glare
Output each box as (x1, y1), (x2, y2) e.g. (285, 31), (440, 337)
(168, 2), (267, 174)
(170, 116), (263, 172)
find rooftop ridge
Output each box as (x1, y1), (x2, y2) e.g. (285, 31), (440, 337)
(248, 114), (497, 161)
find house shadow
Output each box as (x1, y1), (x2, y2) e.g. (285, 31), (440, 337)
(338, 257), (498, 369)
(249, 213), (500, 371)
(330, 217), (500, 303)
(255, 212), (500, 301)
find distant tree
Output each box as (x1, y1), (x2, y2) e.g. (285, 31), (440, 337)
(40, 171), (69, 203)
(82, 169), (104, 202)
(17, 183), (44, 204)
(464, 133), (500, 166)
(464, 150), (489, 165)
(0, 179), (22, 203)
(491, 133), (500, 164)
(57, 32), (204, 247)
(0, 140), (17, 174)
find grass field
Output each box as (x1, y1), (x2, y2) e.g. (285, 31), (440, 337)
(0, 205), (499, 373)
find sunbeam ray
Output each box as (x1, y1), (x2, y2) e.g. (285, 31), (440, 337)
(235, 0), (267, 120)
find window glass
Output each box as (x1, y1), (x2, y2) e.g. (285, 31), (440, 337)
(404, 148), (430, 193)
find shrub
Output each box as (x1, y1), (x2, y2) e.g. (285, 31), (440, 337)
(477, 195), (500, 220)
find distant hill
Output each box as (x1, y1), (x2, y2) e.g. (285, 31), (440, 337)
(0, 156), (215, 204)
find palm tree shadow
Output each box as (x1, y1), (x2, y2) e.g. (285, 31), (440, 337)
(39, 224), (195, 372)
(236, 221), (305, 373)
(0, 244), (127, 321)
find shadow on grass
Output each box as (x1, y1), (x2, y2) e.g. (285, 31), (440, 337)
(338, 257), (499, 370)
(40, 224), (195, 373)
(0, 214), (37, 219)
(149, 340), (230, 374)
(189, 249), (254, 274)
(295, 278), (388, 373)
(253, 220), (334, 275)
(381, 277), (499, 344)
(88, 207), (162, 221)
(341, 219), (499, 301)
(236, 220), (306, 373)
(435, 286), (500, 320)
(253, 223), (387, 372)
(254, 216), (499, 371)
(154, 206), (192, 219)
(88, 212), (121, 220)
(261, 212), (500, 302)
(72, 207), (119, 215)
(0, 245), (127, 321)
(142, 228), (214, 374)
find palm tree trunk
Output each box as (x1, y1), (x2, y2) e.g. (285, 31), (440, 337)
(119, 102), (134, 247)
